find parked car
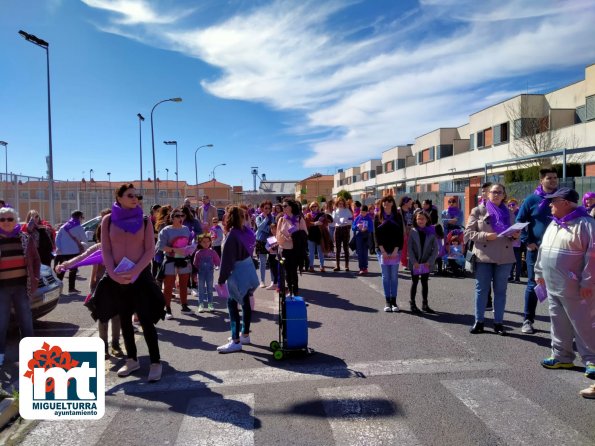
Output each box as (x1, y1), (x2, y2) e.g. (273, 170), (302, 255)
(81, 216), (102, 246)
(217, 208), (225, 221)
(12, 265), (63, 320)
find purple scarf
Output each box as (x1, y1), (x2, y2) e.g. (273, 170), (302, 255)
(310, 211), (321, 221)
(418, 225), (436, 235)
(233, 227), (256, 253)
(284, 214), (299, 226)
(202, 203), (211, 212)
(485, 200), (511, 234)
(0, 224), (22, 238)
(446, 206), (460, 218)
(111, 203), (144, 233)
(62, 217), (81, 232)
(379, 210), (397, 228)
(551, 206), (591, 230)
(534, 184), (557, 212)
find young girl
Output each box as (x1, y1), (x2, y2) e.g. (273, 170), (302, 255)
(351, 205), (374, 275)
(210, 217), (224, 257)
(442, 230), (466, 277)
(407, 211), (439, 314)
(193, 233), (221, 313)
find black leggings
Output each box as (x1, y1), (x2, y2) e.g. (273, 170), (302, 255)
(410, 273), (430, 304)
(334, 226), (350, 268)
(281, 248), (299, 295)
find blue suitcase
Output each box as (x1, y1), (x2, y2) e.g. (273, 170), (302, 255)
(283, 295), (308, 349)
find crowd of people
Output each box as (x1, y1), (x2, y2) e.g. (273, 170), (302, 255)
(0, 172), (593, 397)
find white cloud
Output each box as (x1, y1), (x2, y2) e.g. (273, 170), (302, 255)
(82, 0), (595, 168)
(81, 0), (194, 25)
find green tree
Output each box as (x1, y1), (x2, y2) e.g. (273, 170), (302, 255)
(316, 195), (326, 203)
(336, 190), (352, 201)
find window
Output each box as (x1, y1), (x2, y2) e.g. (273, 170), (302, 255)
(469, 133), (475, 150)
(484, 127), (493, 146)
(493, 122), (509, 144)
(476, 131), (485, 148)
(586, 95), (595, 121)
(437, 145), (453, 159)
(514, 117), (547, 138)
(416, 152), (423, 164)
(361, 172), (368, 181)
(429, 146), (435, 161)
(421, 149), (430, 163)
(370, 170), (376, 179)
(397, 159), (405, 169)
(384, 161), (394, 173)
(68, 192), (76, 200)
(576, 105), (586, 123)
(376, 165), (383, 175)
(21, 191), (30, 199)
(36, 191), (45, 199)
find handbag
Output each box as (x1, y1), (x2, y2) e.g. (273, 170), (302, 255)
(464, 249), (476, 274)
(348, 236), (357, 252)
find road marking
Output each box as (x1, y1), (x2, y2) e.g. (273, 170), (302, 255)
(442, 377), (593, 446)
(175, 394), (255, 446)
(318, 384), (421, 446)
(19, 402), (118, 446)
(107, 357), (505, 394)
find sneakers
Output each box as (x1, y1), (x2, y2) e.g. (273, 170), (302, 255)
(191, 288), (198, 296)
(117, 358), (140, 377)
(165, 311), (174, 320)
(585, 364), (595, 379)
(68, 288), (81, 295)
(384, 304), (392, 312)
(580, 384), (595, 399)
(197, 303), (205, 313)
(493, 323), (506, 336)
(110, 343), (125, 358)
(410, 304), (422, 315)
(265, 282), (276, 290)
(259, 282), (266, 288)
(541, 357), (574, 369)
(180, 304), (193, 314)
(148, 363), (162, 382)
(217, 340), (242, 353)
(228, 335), (251, 345)
(207, 303), (214, 312)
(521, 320), (535, 334)
(391, 304), (400, 313)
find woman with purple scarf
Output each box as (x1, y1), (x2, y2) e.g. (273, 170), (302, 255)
(441, 197), (464, 232)
(464, 183), (520, 335)
(583, 192), (595, 218)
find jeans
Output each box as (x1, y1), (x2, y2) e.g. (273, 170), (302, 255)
(509, 246), (522, 281)
(307, 240), (325, 268)
(0, 285), (34, 354)
(198, 263), (214, 304)
(377, 250), (400, 301)
(355, 232), (369, 270)
(474, 262), (513, 324)
(227, 292), (252, 340)
(524, 249), (538, 322)
(258, 253), (268, 282)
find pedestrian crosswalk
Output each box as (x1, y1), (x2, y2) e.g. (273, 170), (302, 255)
(20, 359), (594, 446)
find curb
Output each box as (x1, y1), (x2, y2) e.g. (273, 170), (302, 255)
(0, 397), (19, 429)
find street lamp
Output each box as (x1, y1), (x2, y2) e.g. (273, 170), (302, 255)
(89, 169), (94, 181)
(137, 113), (145, 193)
(163, 140), (178, 199)
(165, 168), (169, 183)
(0, 141), (7, 199)
(107, 172), (111, 189)
(211, 163), (226, 181)
(150, 97), (182, 203)
(194, 144), (213, 201)
(19, 30), (55, 225)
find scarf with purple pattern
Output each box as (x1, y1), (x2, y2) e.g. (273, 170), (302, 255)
(534, 184), (557, 212)
(0, 224), (22, 238)
(485, 200), (511, 234)
(550, 206), (591, 230)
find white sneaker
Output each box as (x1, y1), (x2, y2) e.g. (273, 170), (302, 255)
(521, 320), (535, 334)
(217, 340), (242, 353)
(147, 363), (162, 382)
(384, 305), (392, 312)
(191, 288), (198, 296)
(197, 303), (205, 313)
(259, 282), (266, 288)
(392, 304), (400, 313)
(0, 353), (5, 366)
(165, 312), (174, 320)
(228, 335), (251, 345)
(117, 358), (140, 377)
(265, 283), (276, 290)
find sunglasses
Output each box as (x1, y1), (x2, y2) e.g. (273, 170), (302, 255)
(125, 193), (142, 199)
(0, 217), (15, 222)
(282, 204), (290, 208)
(173, 214), (185, 218)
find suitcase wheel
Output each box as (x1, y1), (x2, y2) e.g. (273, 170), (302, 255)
(269, 340), (280, 352)
(273, 350), (284, 360)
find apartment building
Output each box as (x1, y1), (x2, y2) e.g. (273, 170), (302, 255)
(295, 173), (334, 204)
(333, 62), (595, 214)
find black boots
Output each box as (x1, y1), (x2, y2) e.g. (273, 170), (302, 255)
(410, 300), (422, 315)
(422, 302), (436, 314)
(469, 322), (485, 334)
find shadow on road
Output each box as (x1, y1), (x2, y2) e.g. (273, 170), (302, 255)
(299, 289), (378, 314)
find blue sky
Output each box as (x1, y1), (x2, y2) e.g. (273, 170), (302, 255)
(2, 0), (595, 189)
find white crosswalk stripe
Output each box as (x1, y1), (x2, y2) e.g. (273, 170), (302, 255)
(175, 394), (255, 446)
(442, 377), (593, 446)
(318, 384), (421, 446)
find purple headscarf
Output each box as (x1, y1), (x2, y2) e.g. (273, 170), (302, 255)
(0, 224), (22, 238)
(111, 202), (144, 233)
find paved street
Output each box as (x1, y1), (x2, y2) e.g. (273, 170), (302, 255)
(2, 256), (594, 445)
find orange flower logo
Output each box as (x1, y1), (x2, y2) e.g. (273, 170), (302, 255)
(23, 342), (80, 393)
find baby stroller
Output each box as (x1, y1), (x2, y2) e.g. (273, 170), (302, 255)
(442, 229), (466, 277)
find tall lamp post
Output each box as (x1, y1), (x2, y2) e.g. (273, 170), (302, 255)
(150, 97), (182, 203)
(19, 30), (55, 225)
(194, 144), (213, 201)
(163, 140), (178, 199)
(137, 113), (145, 193)
(211, 163), (226, 181)
(0, 141), (6, 199)
(165, 168), (169, 182)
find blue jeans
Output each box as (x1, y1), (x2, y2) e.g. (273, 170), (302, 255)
(474, 262), (513, 324)
(258, 253), (268, 282)
(307, 240), (325, 268)
(198, 263), (214, 304)
(0, 285), (34, 354)
(355, 232), (369, 270)
(524, 249), (538, 322)
(377, 250), (400, 301)
(227, 292), (252, 340)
